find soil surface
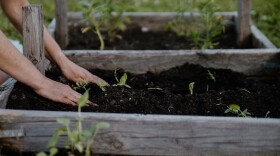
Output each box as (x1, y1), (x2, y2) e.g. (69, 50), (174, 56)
(7, 63), (280, 118)
(66, 22), (252, 50)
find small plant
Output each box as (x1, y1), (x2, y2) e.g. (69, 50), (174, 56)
(189, 82), (195, 95)
(191, 0), (225, 49)
(207, 70), (216, 82)
(265, 111), (270, 118)
(165, 0), (194, 37)
(166, 0), (225, 49)
(224, 104), (251, 117)
(112, 62), (131, 88)
(73, 79), (89, 91)
(97, 81), (106, 92)
(37, 90), (110, 156)
(80, 0), (130, 50)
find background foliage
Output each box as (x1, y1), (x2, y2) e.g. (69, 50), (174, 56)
(0, 0), (279, 47)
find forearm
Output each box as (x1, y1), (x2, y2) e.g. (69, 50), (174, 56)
(0, 0), (67, 67)
(0, 30), (46, 90)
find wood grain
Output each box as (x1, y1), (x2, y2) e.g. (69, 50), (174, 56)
(237, 0), (252, 47)
(61, 49), (280, 76)
(0, 109), (280, 155)
(23, 5), (45, 75)
(55, 0), (68, 49)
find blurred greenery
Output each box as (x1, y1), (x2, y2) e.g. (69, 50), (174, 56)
(0, 0), (279, 47)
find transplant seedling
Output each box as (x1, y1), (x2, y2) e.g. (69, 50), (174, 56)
(207, 70), (216, 82)
(224, 104), (251, 117)
(113, 73), (131, 88)
(97, 81), (106, 92)
(112, 62), (131, 88)
(189, 82), (195, 95)
(37, 90), (110, 156)
(191, 0), (225, 49)
(73, 79), (89, 91)
(80, 0), (129, 50)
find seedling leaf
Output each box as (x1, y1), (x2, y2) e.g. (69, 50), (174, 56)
(229, 104), (240, 113)
(189, 82), (195, 95)
(119, 73), (128, 86)
(49, 147), (58, 156)
(57, 118), (70, 127)
(77, 90), (89, 107)
(82, 27), (91, 33)
(95, 122), (110, 130)
(36, 152), (47, 156)
(48, 128), (66, 148)
(75, 143), (84, 153)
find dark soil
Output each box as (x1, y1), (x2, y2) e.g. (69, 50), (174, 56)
(7, 63), (280, 118)
(66, 22), (251, 50)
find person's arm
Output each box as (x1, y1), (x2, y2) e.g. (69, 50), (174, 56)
(0, 0), (108, 86)
(0, 30), (81, 105)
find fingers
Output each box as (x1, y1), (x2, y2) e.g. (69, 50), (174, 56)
(86, 100), (99, 107)
(90, 74), (109, 86)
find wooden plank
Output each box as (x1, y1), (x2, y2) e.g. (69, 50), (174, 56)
(55, 0), (68, 49)
(251, 25), (277, 49)
(0, 79), (15, 109)
(23, 5), (45, 75)
(59, 49), (280, 76)
(0, 109), (279, 155)
(237, 0), (252, 47)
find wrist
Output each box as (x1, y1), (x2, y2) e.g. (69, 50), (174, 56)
(31, 75), (49, 91)
(52, 52), (69, 69)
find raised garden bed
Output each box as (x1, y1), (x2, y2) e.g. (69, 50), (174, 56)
(7, 62), (280, 118)
(1, 49), (280, 155)
(48, 12), (277, 50)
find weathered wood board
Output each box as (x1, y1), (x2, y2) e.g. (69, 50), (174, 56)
(63, 49), (280, 76)
(54, 0), (68, 49)
(48, 12), (277, 49)
(0, 109), (280, 155)
(23, 5), (45, 75)
(1, 49), (280, 155)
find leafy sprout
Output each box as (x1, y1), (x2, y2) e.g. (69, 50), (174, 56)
(166, 0), (225, 49)
(112, 62), (131, 88)
(37, 90), (109, 156)
(207, 70), (216, 82)
(189, 82), (195, 95)
(97, 81), (106, 92)
(224, 104), (251, 117)
(191, 0), (225, 49)
(80, 0), (130, 50)
(164, 0), (195, 37)
(265, 111), (270, 118)
(73, 79), (89, 91)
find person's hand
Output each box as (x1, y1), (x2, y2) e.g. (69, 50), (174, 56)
(60, 58), (109, 86)
(34, 78), (82, 105)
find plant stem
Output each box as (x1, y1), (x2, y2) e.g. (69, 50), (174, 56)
(78, 105), (82, 141)
(95, 27), (105, 50)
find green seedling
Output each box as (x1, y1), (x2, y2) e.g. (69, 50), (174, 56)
(265, 111), (270, 118)
(165, 0), (225, 49)
(37, 90), (110, 156)
(73, 79), (89, 91)
(113, 73), (131, 88)
(224, 104), (251, 117)
(165, 0), (195, 37)
(97, 81), (106, 92)
(80, 0), (130, 50)
(207, 70), (216, 82)
(191, 0), (225, 49)
(112, 62), (131, 88)
(165, 0), (198, 39)
(189, 82), (195, 95)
